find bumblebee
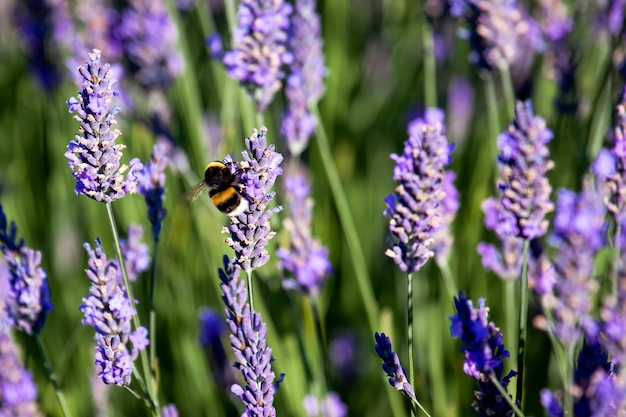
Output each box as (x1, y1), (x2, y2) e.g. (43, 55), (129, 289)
(187, 161), (249, 216)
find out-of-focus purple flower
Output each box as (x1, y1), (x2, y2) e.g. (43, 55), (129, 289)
(65, 49), (142, 204)
(328, 331), (358, 380)
(161, 404), (179, 417)
(223, 0), (293, 111)
(137, 142), (168, 242)
(206, 33), (223, 60)
(537, 0), (577, 113)
(0, 205), (52, 335)
(90, 368), (110, 417)
(477, 198), (524, 281)
(218, 255), (282, 416)
(432, 171), (459, 262)
(224, 127), (283, 272)
(115, 224), (150, 282)
(449, 291), (517, 416)
(593, 86), (626, 224)
(373, 332), (417, 402)
(384, 112), (452, 272)
(116, 0), (185, 90)
(72, 0), (122, 61)
(303, 392), (348, 417)
(446, 77), (475, 144)
(277, 172), (332, 296)
(539, 183), (606, 348)
(496, 100), (554, 239)
(199, 307), (224, 349)
(80, 239), (149, 386)
(541, 339), (626, 417)
(599, 280), (626, 365)
(0, 332), (42, 416)
(13, 0), (73, 90)
(594, 0), (626, 36)
(281, 0), (327, 156)
(455, 0), (544, 78)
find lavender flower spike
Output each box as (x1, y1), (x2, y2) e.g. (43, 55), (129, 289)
(281, 0), (327, 156)
(219, 256), (282, 416)
(373, 332), (417, 402)
(80, 239), (149, 385)
(223, 0), (293, 111)
(65, 49), (142, 203)
(449, 292), (517, 416)
(0, 204), (52, 335)
(383, 116), (451, 272)
(224, 127), (283, 272)
(137, 142), (168, 242)
(0, 332), (42, 416)
(496, 100), (554, 240)
(277, 172), (332, 296)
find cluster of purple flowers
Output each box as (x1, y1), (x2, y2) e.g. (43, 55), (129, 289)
(281, 0), (327, 155)
(373, 332), (417, 402)
(218, 256), (282, 416)
(224, 0), (294, 111)
(80, 239), (149, 386)
(383, 109), (452, 273)
(65, 49), (142, 204)
(223, 127), (283, 272)
(0, 205), (52, 335)
(277, 172), (332, 296)
(449, 292), (517, 416)
(136, 142), (168, 242)
(0, 332), (42, 416)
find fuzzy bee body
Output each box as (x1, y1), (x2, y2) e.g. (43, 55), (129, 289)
(187, 161), (249, 216)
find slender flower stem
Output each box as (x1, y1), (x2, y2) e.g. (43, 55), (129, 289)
(563, 346), (575, 417)
(246, 269), (255, 312)
(505, 280), (517, 397)
(613, 222), (622, 298)
(105, 203), (159, 415)
(407, 272), (416, 417)
(310, 105), (378, 330)
(421, 6), (436, 108)
(436, 260), (459, 300)
(149, 240), (159, 386)
(482, 70), (500, 179)
(488, 372), (525, 417)
(498, 62), (515, 120)
(35, 335), (72, 417)
(516, 239), (530, 407)
(311, 298), (329, 401)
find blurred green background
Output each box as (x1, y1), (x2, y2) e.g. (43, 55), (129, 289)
(0, 0), (621, 416)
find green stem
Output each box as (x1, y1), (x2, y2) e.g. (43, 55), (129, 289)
(311, 297), (329, 401)
(105, 203), (159, 415)
(35, 335), (72, 417)
(436, 259), (458, 300)
(310, 105), (378, 330)
(421, 8), (436, 108)
(516, 239), (530, 408)
(489, 372), (525, 417)
(149, 239), (159, 389)
(497, 62), (515, 120)
(482, 70), (500, 179)
(505, 280), (517, 398)
(407, 272), (416, 417)
(246, 269), (255, 312)
(563, 346), (575, 417)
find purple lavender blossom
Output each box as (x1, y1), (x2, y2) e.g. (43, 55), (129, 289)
(373, 332), (417, 402)
(592, 86), (626, 224)
(281, 0), (327, 156)
(223, 0), (293, 111)
(12, 0), (73, 90)
(495, 100), (555, 239)
(277, 172), (332, 296)
(72, 0), (123, 61)
(599, 279), (626, 365)
(137, 142), (168, 242)
(80, 239), (149, 386)
(224, 127), (283, 272)
(206, 33), (223, 60)
(218, 255), (282, 416)
(432, 171), (459, 262)
(541, 339), (626, 417)
(454, 0), (544, 76)
(116, 0), (185, 90)
(303, 392), (348, 417)
(0, 205), (52, 335)
(0, 332), (42, 416)
(328, 331), (358, 380)
(161, 404), (179, 417)
(65, 49), (142, 204)
(594, 0), (626, 36)
(449, 292), (517, 416)
(539, 183), (606, 348)
(116, 224), (150, 282)
(384, 113), (451, 272)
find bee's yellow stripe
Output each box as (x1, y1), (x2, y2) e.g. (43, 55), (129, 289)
(211, 187), (237, 206)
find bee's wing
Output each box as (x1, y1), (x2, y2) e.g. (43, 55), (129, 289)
(184, 181), (207, 202)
